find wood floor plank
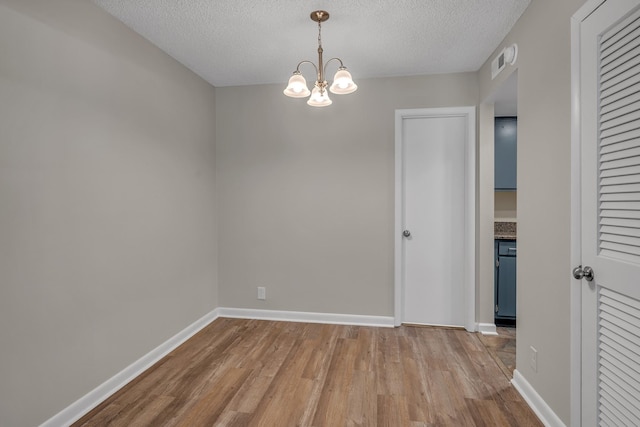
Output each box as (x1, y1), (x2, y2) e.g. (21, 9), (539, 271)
(175, 367), (251, 426)
(212, 410), (251, 427)
(377, 394), (411, 427)
(73, 319), (543, 427)
(402, 355), (431, 424)
(225, 371), (273, 414)
(246, 337), (316, 425)
(346, 370), (377, 426)
(311, 337), (359, 426)
(297, 325), (340, 426)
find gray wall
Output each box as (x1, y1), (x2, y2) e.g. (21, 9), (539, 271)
(478, 0), (586, 423)
(0, 1), (218, 425)
(0, 0), (590, 424)
(216, 74), (478, 316)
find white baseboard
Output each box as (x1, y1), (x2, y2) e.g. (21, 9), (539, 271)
(40, 309), (220, 427)
(511, 369), (566, 427)
(217, 307), (395, 328)
(477, 322), (498, 335)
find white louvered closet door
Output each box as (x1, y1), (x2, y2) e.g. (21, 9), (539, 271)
(580, 1), (640, 425)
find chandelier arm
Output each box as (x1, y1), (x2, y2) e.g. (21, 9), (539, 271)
(322, 57), (346, 77)
(295, 60), (319, 76)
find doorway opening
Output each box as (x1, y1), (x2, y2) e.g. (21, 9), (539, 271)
(484, 70), (518, 377)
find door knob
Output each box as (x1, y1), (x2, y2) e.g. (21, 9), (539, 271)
(572, 265), (594, 282)
(403, 230), (411, 238)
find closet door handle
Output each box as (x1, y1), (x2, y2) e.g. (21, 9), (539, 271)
(572, 265), (594, 282)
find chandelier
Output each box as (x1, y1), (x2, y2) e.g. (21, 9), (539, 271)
(283, 10), (358, 107)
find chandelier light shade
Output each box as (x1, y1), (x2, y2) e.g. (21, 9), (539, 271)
(308, 84), (332, 107)
(283, 72), (311, 98)
(283, 10), (357, 107)
(329, 68), (358, 95)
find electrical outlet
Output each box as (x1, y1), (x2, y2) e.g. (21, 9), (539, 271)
(530, 346), (538, 373)
(257, 286), (266, 300)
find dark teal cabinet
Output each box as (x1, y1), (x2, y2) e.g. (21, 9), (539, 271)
(495, 117), (517, 191)
(495, 240), (517, 323)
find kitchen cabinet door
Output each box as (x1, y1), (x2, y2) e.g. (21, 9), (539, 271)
(495, 117), (517, 191)
(496, 255), (516, 319)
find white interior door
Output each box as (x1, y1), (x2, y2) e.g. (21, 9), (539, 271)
(579, 1), (640, 425)
(395, 108), (475, 330)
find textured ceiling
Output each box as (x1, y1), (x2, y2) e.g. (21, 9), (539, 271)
(91, 0), (531, 87)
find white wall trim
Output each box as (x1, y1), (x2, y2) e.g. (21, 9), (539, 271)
(477, 323), (498, 335)
(569, 2), (606, 426)
(511, 369), (566, 427)
(570, 9), (583, 427)
(217, 307), (395, 328)
(394, 109), (404, 327)
(39, 309), (220, 427)
(394, 107), (477, 331)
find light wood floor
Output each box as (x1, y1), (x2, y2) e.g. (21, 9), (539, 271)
(477, 327), (516, 379)
(73, 318), (541, 426)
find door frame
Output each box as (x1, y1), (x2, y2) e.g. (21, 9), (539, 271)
(394, 107), (476, 330)
(570, 1), (607, 426)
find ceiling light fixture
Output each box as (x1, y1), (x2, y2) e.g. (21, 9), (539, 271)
(283, 10), (358, 107)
